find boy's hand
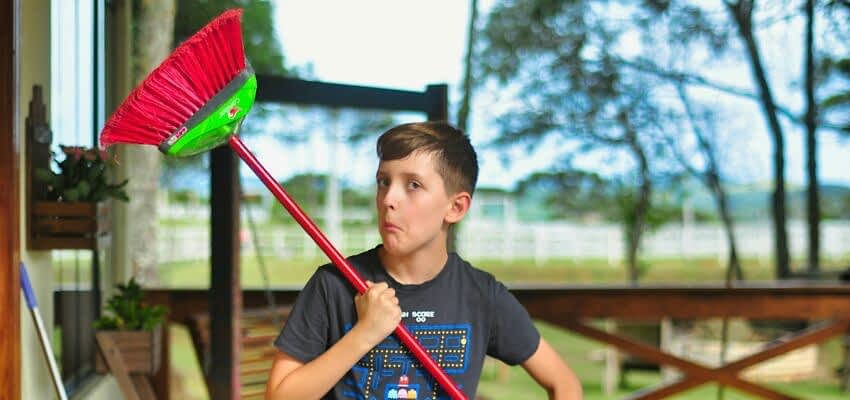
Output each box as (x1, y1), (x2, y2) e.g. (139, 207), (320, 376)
(354, 280), (401, 346)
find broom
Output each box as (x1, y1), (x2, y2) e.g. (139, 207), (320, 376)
(20, 262), (68, 400)
(99, 9), (466, 400)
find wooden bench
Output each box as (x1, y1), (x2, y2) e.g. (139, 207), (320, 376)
(185, 306), (291, 399)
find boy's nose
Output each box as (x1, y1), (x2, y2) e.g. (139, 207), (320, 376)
(380, 185), (401, 209)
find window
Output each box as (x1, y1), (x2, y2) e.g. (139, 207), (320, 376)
(49, 0), (106, 394)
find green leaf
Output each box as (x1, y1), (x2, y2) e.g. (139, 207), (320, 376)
(822, 92), (850, 109)
(93, 277), (168, 331)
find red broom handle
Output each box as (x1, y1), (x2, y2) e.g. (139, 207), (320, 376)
(228, 136), (467, 400)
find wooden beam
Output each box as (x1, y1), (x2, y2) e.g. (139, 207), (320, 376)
(513, 284), (850, 320)
(209, 146), (242, 400)
(425, 84), (449, 121)
(256, 75), (433, 112)
(147, 284), (850, 322)
(561, 320), (800, 400)
(0, 0), (21, 398)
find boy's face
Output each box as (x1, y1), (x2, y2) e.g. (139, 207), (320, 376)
(375, 151), (469, 257)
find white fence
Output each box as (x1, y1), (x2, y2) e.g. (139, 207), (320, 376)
(458, 220), (850, 266)
(158, 219), (850, 266)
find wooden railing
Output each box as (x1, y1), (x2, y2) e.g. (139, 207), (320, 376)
(144, 282), (850, 400)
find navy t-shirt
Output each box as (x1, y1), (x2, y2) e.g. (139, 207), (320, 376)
(274, 246), (540, 399)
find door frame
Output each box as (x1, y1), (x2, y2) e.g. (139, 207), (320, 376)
(0, 0), (21, 398)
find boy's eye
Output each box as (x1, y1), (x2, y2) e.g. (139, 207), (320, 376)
(407, 181), (421, 190)
(377, 177), (389, 187)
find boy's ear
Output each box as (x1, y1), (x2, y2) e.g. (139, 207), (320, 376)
(445, 191), (471, 224)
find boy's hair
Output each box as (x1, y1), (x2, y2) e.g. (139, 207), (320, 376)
(377, 121), (479, 195)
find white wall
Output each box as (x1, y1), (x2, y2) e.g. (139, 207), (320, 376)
(18, 0), (56, 398)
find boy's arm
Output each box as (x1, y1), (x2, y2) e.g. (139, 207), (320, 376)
(265, 281), (400, 399)
(265, 323), (379, 399)
(521, 338), (583, 400)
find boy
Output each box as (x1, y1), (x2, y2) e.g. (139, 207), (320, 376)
(266, 121), (582, 399)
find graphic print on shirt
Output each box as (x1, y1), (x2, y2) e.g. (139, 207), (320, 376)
(341, 323), (471, 400)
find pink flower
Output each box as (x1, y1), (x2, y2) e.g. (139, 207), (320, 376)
(83, 149), (97, 161)
(61, 145), (86, 161)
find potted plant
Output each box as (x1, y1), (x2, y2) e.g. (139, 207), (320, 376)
(31, 145), (129, 249)
(94, 278), (167, 375)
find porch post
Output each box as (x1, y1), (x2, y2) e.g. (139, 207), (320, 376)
(210, 146), (242, 400)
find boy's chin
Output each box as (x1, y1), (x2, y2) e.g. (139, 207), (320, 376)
(380, 241), (403, 255)
(379, 238), (412, 257)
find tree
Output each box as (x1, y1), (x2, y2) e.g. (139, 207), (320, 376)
(668, 85), (744, 281)
(174, 0), (286, 75)
(725, 0), (791, 278)
(268, 172), (372, 225)
(803, 0), (820, 273)
(161, 0), (290, 186)
(514, 170), (609, 220)
(478, 1), (694, 282)
(124, 0), (176, 284)
(820, 0), (850, 137)
(821, 57), (850, 131)
(457, 0), (479, 133)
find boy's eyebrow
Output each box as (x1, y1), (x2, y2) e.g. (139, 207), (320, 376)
(375, 170), (425, 181)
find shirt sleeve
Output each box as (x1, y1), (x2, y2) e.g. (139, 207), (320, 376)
(274, 267), (333, 363)
(486, 281), (541, 365)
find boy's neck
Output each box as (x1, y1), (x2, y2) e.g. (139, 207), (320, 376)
(378, 244), (449, 285)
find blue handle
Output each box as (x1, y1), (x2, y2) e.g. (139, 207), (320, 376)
(20, 262), (38, 309)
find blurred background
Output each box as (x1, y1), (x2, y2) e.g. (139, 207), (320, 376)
(47, 0), (850, 399)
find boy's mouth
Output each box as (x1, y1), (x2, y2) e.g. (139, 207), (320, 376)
(382, 222), (401, 232)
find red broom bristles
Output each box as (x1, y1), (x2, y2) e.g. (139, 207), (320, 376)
(100, 8), (247, 148)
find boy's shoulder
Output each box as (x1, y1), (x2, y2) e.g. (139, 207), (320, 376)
(450, 252), (502, 292)
(311, 246), (383, 287)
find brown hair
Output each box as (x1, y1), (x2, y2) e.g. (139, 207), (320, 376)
(376, 121), (478, 195)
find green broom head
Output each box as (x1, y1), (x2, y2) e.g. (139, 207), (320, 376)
(158, 69), (257, 157)
(100, 9), (256, 157)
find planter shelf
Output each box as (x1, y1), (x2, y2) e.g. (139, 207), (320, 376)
(30, 201), (110, 250)
(95, 324), (163, 375)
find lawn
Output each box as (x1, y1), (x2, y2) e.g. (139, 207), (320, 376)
(156, 255), (850, 399)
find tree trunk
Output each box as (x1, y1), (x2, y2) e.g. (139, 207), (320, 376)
(457, 0), (478, 133)
(727, 0), (790, 278)
(127, 0), (176, 284)
(623, 117), (651, 284)
(711, 174), (743, 281)
(804, 0), (820, 274)
(677, 84), (743, 280)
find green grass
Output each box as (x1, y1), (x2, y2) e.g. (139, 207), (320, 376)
(475, 321), (848, 400)
(150, 254), (850, 288)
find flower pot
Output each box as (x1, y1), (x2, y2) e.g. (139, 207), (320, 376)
(29, 201), (110, 250)
(95, 324), (162, 375)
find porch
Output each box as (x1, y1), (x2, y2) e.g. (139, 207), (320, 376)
(134, 282), (850, 399)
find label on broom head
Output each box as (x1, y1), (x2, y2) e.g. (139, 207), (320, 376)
(166, 126), (188, 145)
